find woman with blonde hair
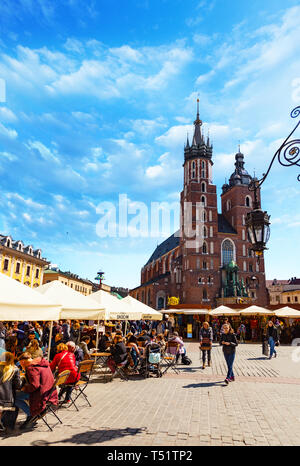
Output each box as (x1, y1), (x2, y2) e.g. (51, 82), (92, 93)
(0, 352), (22, 431)
(26, 339), (43, 359)
(199, 321), (213, 369)
(220, 323), (238, 384)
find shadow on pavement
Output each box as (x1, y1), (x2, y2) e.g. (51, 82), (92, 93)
(182, 381), (225, 388)
(30, 427), (147, 446)
(247, 357), (269, 360)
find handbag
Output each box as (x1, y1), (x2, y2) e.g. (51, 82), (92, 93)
(200, 336), (212, 351)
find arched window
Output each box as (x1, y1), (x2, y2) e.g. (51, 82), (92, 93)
(202, 210), (206, 222)
(147, 289), (151, 305)
(203, 289), (207, 300)
(192, 161), (196, 179)
(245, 196), (251, 207)
(201, 182), (206, 192)
(201, 195), (206, 206)
(203, 226), (207, 238)
(202, 241), (207, 254)
(222, 239), (235, 266)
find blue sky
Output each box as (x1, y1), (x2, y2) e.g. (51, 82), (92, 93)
(0, 0), (299, 289)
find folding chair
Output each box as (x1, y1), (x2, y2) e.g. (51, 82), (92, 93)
(33, 370), (71, 431)
(161, 342), (180, 375)
(65, 359), (95, 412)
(112, 359), (129, 381)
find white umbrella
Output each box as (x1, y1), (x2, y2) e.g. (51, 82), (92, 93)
(122, 295), (163, 320)
(90, 290), (142, 321)
(274, 307), (300, 318)
(240, 305), (275, 316)
(0, 272), (61, 321)
(210, 305), (240, 316)
(37, 280), (106, 359)
(37, 280), (106, 320)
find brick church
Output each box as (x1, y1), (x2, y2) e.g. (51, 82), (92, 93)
(130, 101), (269, 310)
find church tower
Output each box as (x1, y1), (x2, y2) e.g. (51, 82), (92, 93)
(221, 149), (268, 305)
(180, 100), (219, 304)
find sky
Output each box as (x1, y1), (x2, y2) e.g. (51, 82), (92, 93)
(0, 0), (299, 289)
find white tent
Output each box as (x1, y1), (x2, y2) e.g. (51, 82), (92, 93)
(240, 305), (275, 316)
(0, 272), (61, 321)
(37, 280), (106, 320)
(122, 295), (163, 320)
(210, 305), (240, 316)
(90, 289), (142, 321)
(274, 307), (300, 318)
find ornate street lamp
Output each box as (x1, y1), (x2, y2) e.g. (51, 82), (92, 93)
(95, 270), (105, 290)
(246, 105), (300, 258)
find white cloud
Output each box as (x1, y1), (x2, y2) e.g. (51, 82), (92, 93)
(0, 122), (17, 139)
(26, 140), (60, 163)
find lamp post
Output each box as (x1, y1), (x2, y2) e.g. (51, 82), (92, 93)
(246, 105), (300, 259)
(95, 270), (105, 290)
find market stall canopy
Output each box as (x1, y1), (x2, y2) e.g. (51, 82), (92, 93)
(122, 296), (163, 320)
(240, 305), (275, 316)
(37, 280), (105, 320)
(0, 273), (61, 321)
(160, 308), (209, 315)
(274, 307), (300, 318)
(90, 290), (142, 320)
(209, 305), (240, 316)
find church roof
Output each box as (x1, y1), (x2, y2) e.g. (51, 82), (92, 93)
(145, 231), (180, 265)
(217, 214), (237, 234)
(222, 150), (252, 193)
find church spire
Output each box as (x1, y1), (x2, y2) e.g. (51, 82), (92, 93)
(192, 98), (203, 146)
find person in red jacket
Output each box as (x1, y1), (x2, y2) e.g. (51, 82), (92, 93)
(50, 342), (80, 405)
(18, 352), (58, 429)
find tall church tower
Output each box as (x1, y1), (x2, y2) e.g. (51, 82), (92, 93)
(180, 100), (219, 304)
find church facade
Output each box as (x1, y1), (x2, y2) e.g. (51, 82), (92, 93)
(130, 102), (269, 310)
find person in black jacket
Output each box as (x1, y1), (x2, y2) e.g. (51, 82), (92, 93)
(199, 322), (213, 369)
(266, 321), (278, 359)
(219, 324), (238, 384)
(0, 351), (23, 432)
(107, 335), (128, 374)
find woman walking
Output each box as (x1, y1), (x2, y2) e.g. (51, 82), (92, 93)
(266, 320), (279, 359)
(220, 323), (238, 384)
(199, 322), (213, 369)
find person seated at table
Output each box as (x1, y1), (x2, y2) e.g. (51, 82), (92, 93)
(0, 351), (22, 433)
(50, 333), (63, 361)
(79, 336), (91, 360)
(25, 339), (44, 359)
(149, 329), (157, 341)
(126, 335), (141, 370)
(163, 329), (170, 342)
(137, 330), (151, 345)
(98, 331), (112, 352)
(49, 342), (80, 405)
(156, 334), (166, 354)
(107, 335), (128, 374)
(18, 351), (58, 430)
(168, 332), (186, 363)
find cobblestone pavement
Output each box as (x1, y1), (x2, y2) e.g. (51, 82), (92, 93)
(1, 343), (300, 446)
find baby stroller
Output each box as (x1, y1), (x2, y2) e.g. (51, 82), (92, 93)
(139, 341), (162, 378)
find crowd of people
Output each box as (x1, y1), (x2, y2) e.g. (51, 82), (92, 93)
(0, 315), (298, 435)
(0, 318), (187, 435)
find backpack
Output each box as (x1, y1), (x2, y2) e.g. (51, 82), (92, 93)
(181, 354), (192, 365)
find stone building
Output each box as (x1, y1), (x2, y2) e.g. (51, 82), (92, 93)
(0, 234), (48, 287)
(130, 102), (269, 310)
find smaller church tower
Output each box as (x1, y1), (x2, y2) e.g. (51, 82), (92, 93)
(221, 149), (268, 305)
